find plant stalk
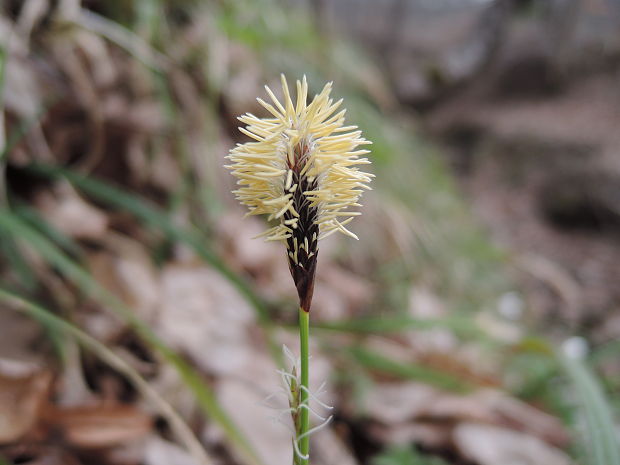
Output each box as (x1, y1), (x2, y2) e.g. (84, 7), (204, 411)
(298, 307), (310, 464)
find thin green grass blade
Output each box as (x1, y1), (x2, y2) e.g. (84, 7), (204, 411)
(559, 353), (620, 465)
(0, 42), (6, 97)
(0, 38), (7, 119)
(0, 210), (262, 465)
(312, 315), (488, 341)
(0, 233), (37, 290)
(0, 39), (7, 203)
(371, 444), (449, 465)
(349, 346), (472, 393)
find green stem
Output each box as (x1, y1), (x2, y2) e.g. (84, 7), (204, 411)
(299, 307), (310, 464)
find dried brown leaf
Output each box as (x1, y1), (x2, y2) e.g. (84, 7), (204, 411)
(157, 264), (255, 376)
(363, 381), (568, 447)
(0, 364), (52, 444)
(0, 444), (84, 465)
(50, 404), (152, 449)
(312, 428), (359, 465)
(368, 421), (452, 449)
(454, 422), (572, 465)
(35, 183), (109, 240)
(314, 266), (374, 320)
(143, 436), (202, 465)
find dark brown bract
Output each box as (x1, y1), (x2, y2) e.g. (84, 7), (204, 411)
(284, 161), (319, 312)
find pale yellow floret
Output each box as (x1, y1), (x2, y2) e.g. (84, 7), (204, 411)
(285, 170), (293, 190)
(226, 75), (373, 243)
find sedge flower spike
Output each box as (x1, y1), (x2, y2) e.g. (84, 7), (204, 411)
(226, 75), (373, 311)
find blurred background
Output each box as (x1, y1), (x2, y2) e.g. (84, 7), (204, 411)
(0, 0), (619, 464)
